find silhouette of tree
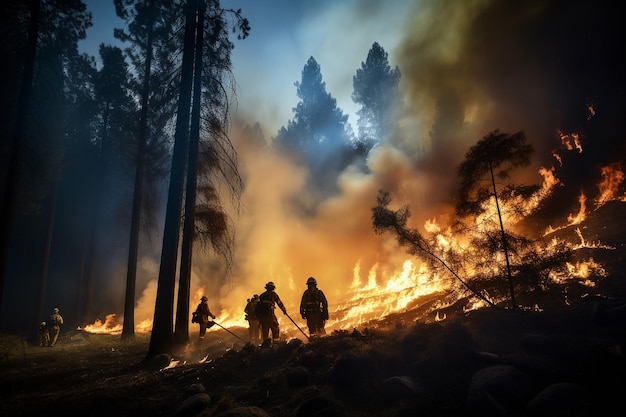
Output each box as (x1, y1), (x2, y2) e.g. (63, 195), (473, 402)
(174, 0), (246, 347)
(372, 190), (497, 308)
(274, 56), (354, 199)
(456, 130), (537, 309)
(352, 42), (400, 154)
(148, 0), (248, 358)
(0, 0), (91, 332)
(115, 0), (178, 342)
(79, 44), (138, 327)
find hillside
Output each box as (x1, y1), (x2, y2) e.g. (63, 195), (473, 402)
(1, 202), (625, 417)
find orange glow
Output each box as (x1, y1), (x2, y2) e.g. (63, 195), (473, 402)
(558, 130), (583, 153)
(83, 130), (621, 340)
(595, 162), (626, 208)
(552, 149), (563, 167)
(81, 313), (123, 335)
(566, 191), (587, 225)
(587, 103), (596, 120)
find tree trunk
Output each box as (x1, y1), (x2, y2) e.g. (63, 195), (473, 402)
(34, 181), (58, 341)
(488, 160), (516, 309)
(122, 0), (156, 343)
(147, 0), (198, 359)
(174, 0), (206, 347)
(0, 0), (40, 323)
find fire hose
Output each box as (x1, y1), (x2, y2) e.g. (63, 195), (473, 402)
(209, 319), (246, 343)
(284, 312), (310, 340)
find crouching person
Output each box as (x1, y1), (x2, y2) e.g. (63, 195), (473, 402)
(38, 321), (50, 347)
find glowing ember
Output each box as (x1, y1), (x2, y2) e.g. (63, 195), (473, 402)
(558, 130), (583, 153)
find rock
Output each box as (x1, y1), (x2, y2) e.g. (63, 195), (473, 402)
(142, 353), (171, 372)
(174, 392), (210, 416)
(525, 382), (589, 417)
(328, 353), (375, 387)
(381, 375), (422, 403)
(214, 406), (271, 417)
(296, 395), (344, 417)
(467, 364), (532, 415)
(286, 366), (310, 387)
(184, 383), (206, 397)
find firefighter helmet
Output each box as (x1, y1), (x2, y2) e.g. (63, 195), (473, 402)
(265, 281), (276, 290)
(306, 277), (317, 286)
(201, 296), (208, 301)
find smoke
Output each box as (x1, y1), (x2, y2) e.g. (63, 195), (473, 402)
(125, 0), (625, 331)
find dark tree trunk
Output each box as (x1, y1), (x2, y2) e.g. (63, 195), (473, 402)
(122, 0), (156, 343)
(488, 160), (516, 309)
(174, 0), (206, 347)
(147, 0), (198, 359)
(0, 0), (40, 324)
(34, 181), (58, 342)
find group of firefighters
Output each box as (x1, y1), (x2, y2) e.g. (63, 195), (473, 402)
(37, 277), (326, 348)
(193, 276), (329, 345)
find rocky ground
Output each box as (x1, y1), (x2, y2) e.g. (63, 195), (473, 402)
(1, 283), (625, 417)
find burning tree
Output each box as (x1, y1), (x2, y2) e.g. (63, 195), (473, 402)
(372, 190), (497, 309)
(456, 130), (537, 309)
(373, 130), (577, 311)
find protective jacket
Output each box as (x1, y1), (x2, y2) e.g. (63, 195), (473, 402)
(256, 290), (286, 317)
(256, 289), (286, 342)
(300, 288), (328, 319)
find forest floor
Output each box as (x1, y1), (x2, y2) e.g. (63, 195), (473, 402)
(1, 201), (625, 417)
(1, 282), (625, 417)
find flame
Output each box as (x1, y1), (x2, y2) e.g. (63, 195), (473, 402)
(552, 149), (563, 167)
(587, 102), (596, 120)
(549, 257), (606, 285)
(81, 131), (622, 342)
(558, 129), (583, 153)
(595, 162), (626, 208)
(566, 191), (587, 225)
(162, 359), (180, 370)
(544, 191), (587, 235)
(81, 313), (123, 335)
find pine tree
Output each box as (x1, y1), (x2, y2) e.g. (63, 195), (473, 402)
(352, 42), (400, 153)
(114, 0), (177, 342)
(456, 130), (537, 309)
(274, 56), (354, 198)
(148, 0), (248, 357)
(0, 0), (91, 332)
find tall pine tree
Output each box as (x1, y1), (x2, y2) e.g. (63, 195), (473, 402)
(274, 57), (354, 200)
(352, 42), (400, 154)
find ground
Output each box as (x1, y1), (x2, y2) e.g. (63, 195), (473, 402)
(1, 285), (625, 417)
(2, 202), (625, 416)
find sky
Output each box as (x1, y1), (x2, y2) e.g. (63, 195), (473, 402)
(79, 0), (413, 137)
(75, 0), (625, 333)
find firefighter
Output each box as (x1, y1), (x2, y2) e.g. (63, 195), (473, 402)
(193, 296), (216, 339)
(244, 294), (261, 344)
(299, 277), (329, 336)
(256, 282), (287, 344)
(38, 321), (50, 347)
(48, 308), (64, 347)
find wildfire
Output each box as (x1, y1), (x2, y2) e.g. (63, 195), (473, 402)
(81, 313), (123, 335)
(595, 162), (626, 208)
(81, 141), (623, 342)
(567, 191), (587, 225)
